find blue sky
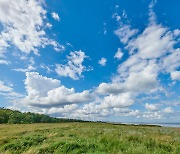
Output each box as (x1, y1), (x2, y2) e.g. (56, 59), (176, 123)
(0, 0), (179, 123)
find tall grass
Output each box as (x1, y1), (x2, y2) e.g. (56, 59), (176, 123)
(0, 123), (179, 153)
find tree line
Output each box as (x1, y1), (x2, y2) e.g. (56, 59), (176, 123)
(0, 108), (84, 124)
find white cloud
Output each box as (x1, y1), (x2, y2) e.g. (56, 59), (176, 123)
(100, 93), (134, 108)
(115, 25), (138, 44)
(127, 24), (175, 58)
(0, 0), (63, 56)
(55, 50), (88, 80)
(0, 60), (10, 65)
(40, 64), (53, 73)
(22, 72), (92, 107)
(25, 72), (60, 98)
(161, 48), (180, 73)
(163, 107), (174, 113)
(12, 65), (36, 73)
(174, 29), (180, 36)
(142, 111), (162, 119)
(97, 62), (158, 96)
(124, 63), (159, 93)
(148, 0), (157, 23)
(171, 71), (180, 80)
(65, 102), (111, 120)
(96, 83), (125, 95)
(44, 104), (78, 115)
(113, 108), (140, 117)
(12, 57), (36, 72)
(140, 106), (175, 120)
(51, 12), (60, 21)
(95, 60), (159, 114)
(0, 81), (12, 92)
(0, 81), (23, 99)
(98, 57), (107, 66)
(114, 48), (123, 60)
(46, 23), (52, 28)
(95, 64), (159, 116)
(145, 103), (158, 111)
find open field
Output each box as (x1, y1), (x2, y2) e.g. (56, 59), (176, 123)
(0, 122), (180, 154)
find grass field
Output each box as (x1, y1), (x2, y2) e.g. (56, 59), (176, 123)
(0, 122), (180, 154)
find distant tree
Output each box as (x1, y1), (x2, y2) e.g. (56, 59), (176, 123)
(0, 113), (5, 123)
(24, 114), (34, 123)
(8, 112), (22, 124)
(0, 108), (85, 124)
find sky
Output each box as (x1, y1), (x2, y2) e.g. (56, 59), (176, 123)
(0, 0), (180, 123)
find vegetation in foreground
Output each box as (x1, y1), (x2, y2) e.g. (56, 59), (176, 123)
(0, 122), (179, 154)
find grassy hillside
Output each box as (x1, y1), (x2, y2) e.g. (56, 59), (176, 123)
(0, 123), (179, 154)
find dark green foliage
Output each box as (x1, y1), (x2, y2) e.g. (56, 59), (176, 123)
(0, 108), (84, 124)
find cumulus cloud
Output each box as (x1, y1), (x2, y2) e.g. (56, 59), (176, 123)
(142, 111), (162, 119)
(145, 103), (158, 111)
(44, 104), (78, 115)
(98, 57), (107, 66)
(163, 107), (174, 113)
(22, 72), (92, 107)
(61, 103), (141, 120)
(95, 59), (159, 116)
(96, 83), (125, 95)
(25, 72), (60, 96)
(51, 12), (60, 21)
(100, 93), (134, 108)
(114, 48), (123, 60)
(113, 108), (140, 117)
(174, 29), (180, 36)
(0, 0), (63, 56)
(55, 50), (88, 80)
(64, 102), (111, 120)
(141, 106), (175, 120)
(95, 64), (159, 114)
(171, 71), (180, 80)
(97, 62), (158, 96)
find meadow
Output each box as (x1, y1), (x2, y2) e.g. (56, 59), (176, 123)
(0, 122), (179, 154)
